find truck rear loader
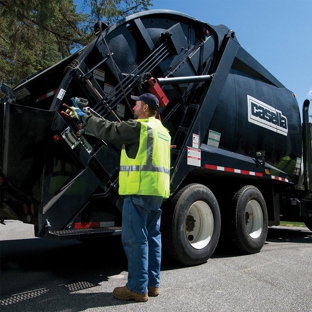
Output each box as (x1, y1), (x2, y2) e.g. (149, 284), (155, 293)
(1, 10), (312, 266)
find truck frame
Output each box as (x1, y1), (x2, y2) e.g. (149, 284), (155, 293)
(1, 10), (312, 266)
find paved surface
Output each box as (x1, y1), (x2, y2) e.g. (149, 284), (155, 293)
(0, 220), (312, 312)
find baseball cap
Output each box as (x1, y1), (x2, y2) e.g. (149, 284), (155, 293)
(130, 93), (159, 110)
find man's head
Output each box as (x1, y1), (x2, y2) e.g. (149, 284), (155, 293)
(131, 93), (159, 119)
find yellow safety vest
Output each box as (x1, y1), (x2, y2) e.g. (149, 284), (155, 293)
(119, 117), (171, 198)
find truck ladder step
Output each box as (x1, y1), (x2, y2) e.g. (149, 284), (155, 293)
(48, 226), (122, 240)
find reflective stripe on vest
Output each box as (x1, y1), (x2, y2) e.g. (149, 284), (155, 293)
(120, 124), (170, 175)
(119, 118), (170, 197)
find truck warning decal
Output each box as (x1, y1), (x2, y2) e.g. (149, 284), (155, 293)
(247, 95), (288, 136)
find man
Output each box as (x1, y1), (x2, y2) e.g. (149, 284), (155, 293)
(75, 93), (171, 302)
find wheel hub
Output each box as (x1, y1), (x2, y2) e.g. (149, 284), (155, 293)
(186, 215), (196, 232)
(245, 211), (250, 225)
(245, 200), (263, 238)
(184, 200), (215, 249)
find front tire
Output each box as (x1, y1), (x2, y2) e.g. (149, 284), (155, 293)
(162, 183), (221, 266)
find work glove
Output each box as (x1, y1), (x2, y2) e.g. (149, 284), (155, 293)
(66, 106), (86, 122)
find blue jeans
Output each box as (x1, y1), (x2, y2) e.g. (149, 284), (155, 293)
(121, 195), (163, 294)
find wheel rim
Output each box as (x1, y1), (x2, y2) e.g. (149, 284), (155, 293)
(185, 200), (214, 249)
(245, 199), (263, 238)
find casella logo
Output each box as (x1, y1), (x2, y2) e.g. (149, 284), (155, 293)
(247, 95), (288, 136)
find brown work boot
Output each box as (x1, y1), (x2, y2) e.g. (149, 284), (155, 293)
(113, 286), (148, 302)
(148, 286), (159, 297)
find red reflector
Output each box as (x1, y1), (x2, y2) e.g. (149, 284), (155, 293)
(74, 221), (115, 228)
(53, 134), (61, 142)
(0, 176), (3, 185)
(75, 222), (99, 229)
(23, 203), (28, 214)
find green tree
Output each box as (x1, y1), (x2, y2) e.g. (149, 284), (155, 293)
(84, 0), (152, 25)
(0, 0), (89, 86)
(0, 0), (152, 88)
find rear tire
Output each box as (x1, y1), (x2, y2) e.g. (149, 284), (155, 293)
(304, 220), (312, 231)
(230, 185), (268, 254)
(162, 183), (221, 266)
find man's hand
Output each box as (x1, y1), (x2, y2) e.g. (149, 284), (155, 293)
(65, 106), (86, 122)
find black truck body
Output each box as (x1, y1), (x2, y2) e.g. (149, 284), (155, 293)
(1, 10), (312, 266)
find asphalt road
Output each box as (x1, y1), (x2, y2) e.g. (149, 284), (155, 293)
(1, 220), (312, 312)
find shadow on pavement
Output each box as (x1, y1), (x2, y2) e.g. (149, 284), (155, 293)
(0, 226), (311, 311)
(266, 226), (312, 243)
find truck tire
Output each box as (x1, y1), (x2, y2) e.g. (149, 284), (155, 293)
(304, 220), (312, 231)
(230, 185), (268, 254)
(162, 183), (221, 266)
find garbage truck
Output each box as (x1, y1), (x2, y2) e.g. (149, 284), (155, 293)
(1, 9), (312, 266)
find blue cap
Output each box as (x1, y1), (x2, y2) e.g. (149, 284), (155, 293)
(131, 93), (159, 110)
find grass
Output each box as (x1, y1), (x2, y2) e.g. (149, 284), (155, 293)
(280, 221), (306, 227)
